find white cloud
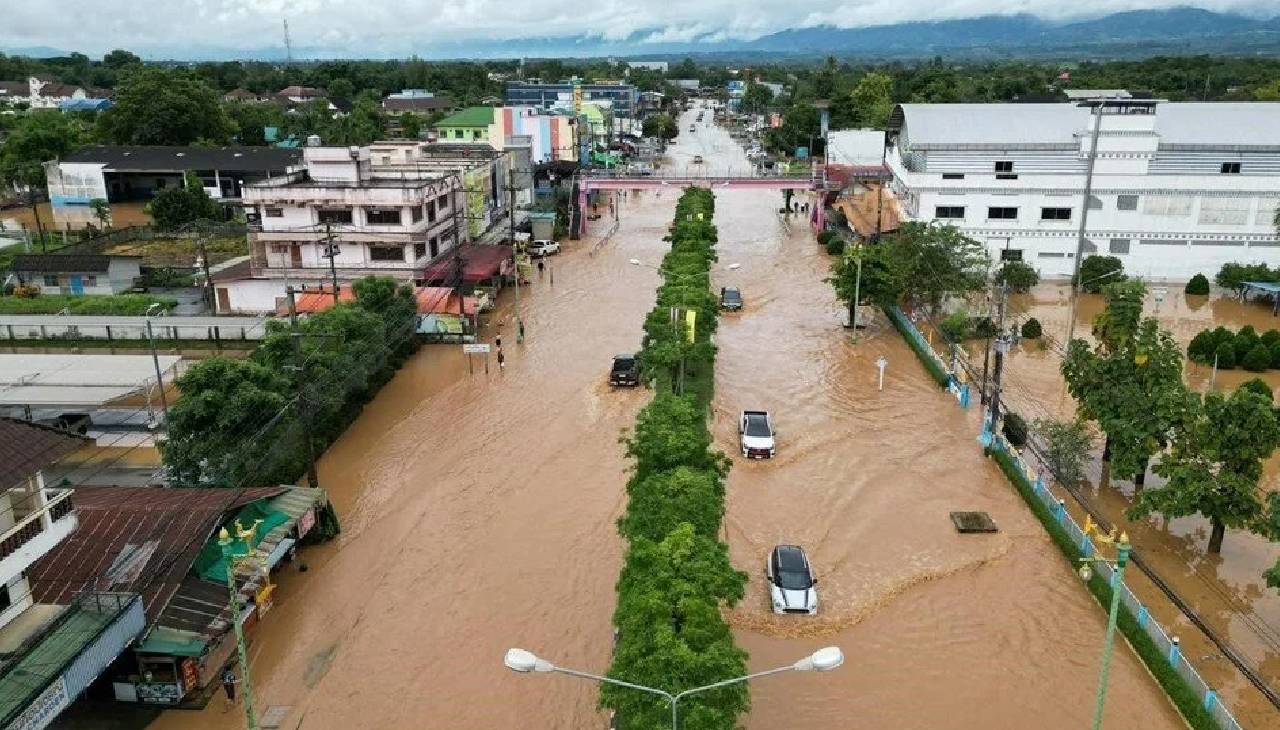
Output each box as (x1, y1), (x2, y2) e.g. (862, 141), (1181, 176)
(1, 0), (1276, 57)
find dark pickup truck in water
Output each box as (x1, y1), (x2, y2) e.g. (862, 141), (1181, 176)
(610, 354), (640, 387)
(720, 286), (743, 311)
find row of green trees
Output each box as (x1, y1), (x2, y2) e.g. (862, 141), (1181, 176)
(1187, 325), (1280, 371)
(1062, 280), (1280, 564)
(604, 188), (750, 730)
(160, 276), (418, 487)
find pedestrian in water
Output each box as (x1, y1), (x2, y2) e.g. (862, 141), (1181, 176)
(518, 319), (526, 341)
(497, 349), (506, 372)
(537, 259), (545, 276)
(495, 334), (502, 350)
(221, 668), (237, 713)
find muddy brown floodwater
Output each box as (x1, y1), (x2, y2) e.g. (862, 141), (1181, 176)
(143, 112), (1184, 730)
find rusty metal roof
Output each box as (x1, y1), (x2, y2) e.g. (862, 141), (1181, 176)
(0, 417), (88, 490)
(28, 486), (284, 624)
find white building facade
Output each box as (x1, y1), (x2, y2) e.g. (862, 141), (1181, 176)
(888, 101), (1280, 281)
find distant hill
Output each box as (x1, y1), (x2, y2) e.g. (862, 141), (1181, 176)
(745, 8), (1280, 58)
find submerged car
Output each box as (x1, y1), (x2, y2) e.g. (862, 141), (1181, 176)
(767, 544), (818, 615)
(739, 410), (775, 459)
(720, 286), (743, 311)
(692, 155), (704, 164)
(610, 353), (640, 387)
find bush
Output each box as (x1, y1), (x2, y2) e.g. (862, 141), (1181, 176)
(1262, 329), (1280, 349)
(1240, 378), (1274, 402)
(972, 316), (998, 339)
(996, 261), (1039, 293)
(1216, 262), (1276, 294)
(1033, 417), (1092, 486)
(1020, 317), (1042, 339)
(1271, 341), (1280, 369)
(1076, 255), (1125, 293)
(825, 236), (846, 256)
(817, 230), (837, 247)
(1215, 341), (1237, 369)
(1243, 343), (1272, 372)
(1234, 326), (1260, 362)
(1002, 412), (1029, 448)
(939, 310), (971, 341)
(1184, 273), (1210, 295)
(1186, 329), (1218, 364)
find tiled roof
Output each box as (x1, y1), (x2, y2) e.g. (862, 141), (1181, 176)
(0, 417), (88, 490)
(28, 485), (285, 625)
(384, 96), (456, 112)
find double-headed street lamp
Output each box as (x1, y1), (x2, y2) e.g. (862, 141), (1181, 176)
(1078, 516), (1133, 730)
(504, 645), (844, 730)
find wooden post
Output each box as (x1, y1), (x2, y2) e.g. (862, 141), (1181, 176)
(105, 325), (113, 342)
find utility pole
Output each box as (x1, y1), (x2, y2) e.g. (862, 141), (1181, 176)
(987, 281), (1009, 435)
(144, 303), (170, 427)
(1066, 103), (1103, 348)
(507, 168), (523, 342)
(286, 287), (321, 489)
(196, 234), (216, 315)
(321, 222), (339, 304)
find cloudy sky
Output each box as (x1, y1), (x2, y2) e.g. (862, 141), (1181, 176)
(3, 0), (1277, 57)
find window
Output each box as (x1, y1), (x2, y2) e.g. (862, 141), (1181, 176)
(427, 199), (437, 222)
(1220, 162), (1241, 174)
(987, 207), (1018, 220)
(318, 208), (353, 225)
(0, 584), (9, 612)
(365, 208), (402, 225)
(472, 131), (483, 140)
(1037, 252), (1066, 258)
(369, 245), (405, 262)
(437, 194), (450, 210)
(43, 274), (58, 287)
(1199, 198), (1250, 225)
(1082, 239), (1098, 253)
(264, 206), (283, 218)
(1140, 239), (1188, 246)
(1109, 238), (1131, 255)
(996, 173), (1018, 180)
(935, 206), (965, 219)
(942, 173), (965, 180)
(411, 206), (423, 223)
(1143, 196), (1194, 217)
(1087, 195), (1103, 210)
(429, 237), (439, 258)
(1040, 207), (1072, 221)
(85, 275), (97, 287)
(1116, 194), (1139, 211)
(994, 161), (1013, 173)
(414, 243), (427, 259)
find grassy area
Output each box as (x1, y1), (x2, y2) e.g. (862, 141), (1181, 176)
(989, 448), (1221, 730)
(104, 235), (248, 267)
(0, 293), (177, 315)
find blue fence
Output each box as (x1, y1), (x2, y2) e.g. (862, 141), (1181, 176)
(888, 304), (1245, 730)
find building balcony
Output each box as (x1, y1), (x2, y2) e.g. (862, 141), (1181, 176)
(0, 487), (76, 587)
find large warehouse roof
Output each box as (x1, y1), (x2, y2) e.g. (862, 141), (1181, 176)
(891, 102), (1280, 150)
(0, 354), (180, 406)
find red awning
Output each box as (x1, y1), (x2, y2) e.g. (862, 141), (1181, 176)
(415, 287), (477, 315)
(420, 244), (513, 284)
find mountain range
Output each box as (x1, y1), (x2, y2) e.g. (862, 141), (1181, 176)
(5, 7), (1280, 61)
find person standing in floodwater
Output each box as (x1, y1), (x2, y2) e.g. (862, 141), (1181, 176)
(221, 667), (237, 713)
(497, 349), (505, 372)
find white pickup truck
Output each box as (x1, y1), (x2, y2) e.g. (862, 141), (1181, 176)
(739, 410), (776, 459)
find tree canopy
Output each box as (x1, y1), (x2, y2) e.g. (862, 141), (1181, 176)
(96, 67), (234, 145)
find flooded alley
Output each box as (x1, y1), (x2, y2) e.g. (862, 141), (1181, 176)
(141, 110), (1189, 730)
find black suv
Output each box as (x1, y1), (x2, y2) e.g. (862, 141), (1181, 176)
(610, 354), (640, 387)
(720, 287), (743, 311)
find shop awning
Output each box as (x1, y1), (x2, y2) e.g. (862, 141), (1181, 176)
(420, 244), (513, 284)
(136, 626), (207, 657)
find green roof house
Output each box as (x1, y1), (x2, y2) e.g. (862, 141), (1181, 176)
(433, 106), (495, 143)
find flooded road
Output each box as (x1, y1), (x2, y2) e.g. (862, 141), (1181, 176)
(143, 111), (1186, 730)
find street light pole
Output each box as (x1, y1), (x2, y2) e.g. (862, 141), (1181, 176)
(1079, 523), (1132, 730)
(1066, 103), (1104, 348)
(219, 521), (263, 730)
(504, 646), (844, 730)
(144, 303), (169, 426)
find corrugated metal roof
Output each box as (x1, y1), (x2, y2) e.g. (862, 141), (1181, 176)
(11, 254), (135, 273)
(0, 417), (88, 489)
(28, 486), (284, 626)
(894, 102), (1280, 150)
(0, 354), (181, 407)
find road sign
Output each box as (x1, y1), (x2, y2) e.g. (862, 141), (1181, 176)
(463, 343), (491, 355)
(876, 355), (888, 391)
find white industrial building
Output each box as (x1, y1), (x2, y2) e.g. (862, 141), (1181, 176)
(887, 99), (1280, 281)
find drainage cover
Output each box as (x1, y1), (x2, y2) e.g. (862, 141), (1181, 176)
(950, 511), (998, 533)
